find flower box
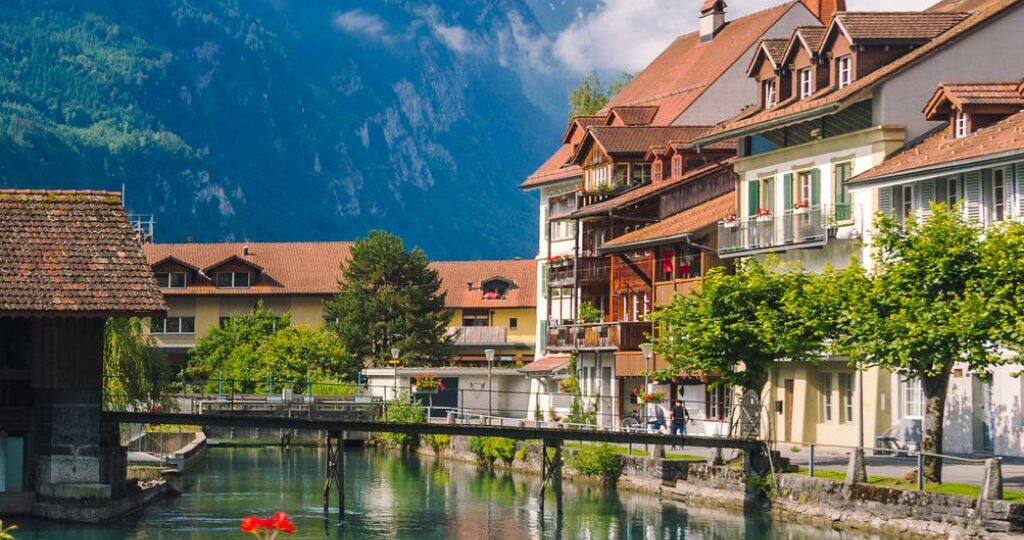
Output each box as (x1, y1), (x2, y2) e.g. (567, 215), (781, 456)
(415, 386), (439, 394)
(413, 375), (444, 394)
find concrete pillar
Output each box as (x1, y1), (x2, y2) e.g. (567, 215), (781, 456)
(446, 411), (457, 425)
(982, 457), (1003, 501)
(649, 444), (665, 459)
(845, 447), (867, 485)
(711, 447), (725, 466)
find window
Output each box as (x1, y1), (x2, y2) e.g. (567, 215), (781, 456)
(676, 248), (701, 279)
(797, 170), (815, 207)
(323, 316), (340, 326)
(840, 373), (855, 424)
(631, 163), (651, 185)
(151, 316), (196, 334)
(652, 160), (663, 182)
(947, 176), (960, 209)
(706, 385), (732, 421)
(833, 162), (851, 205)
(463, 309), (489, 327)
(482, 279), (510, 300)
(902, 378), (924, 419)
(837, 56), (852, 88)
(219, 316), (231, 329)
(763, 78), (777, 108)
(509, 317), (518, 330)
(155, 271), (186, 289)
(993, 168), (1006, 222)
(901, 184), (914, 223)
(955, 112), (969, 138)
(799, 68), (813, 98)
(551, 220), (574, 240)
(215, 271), (250, 288)
(671, 155), (683, 179)
(820, 373), (833, 422)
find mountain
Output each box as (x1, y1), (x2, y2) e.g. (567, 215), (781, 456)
(0, 0), (574, 259)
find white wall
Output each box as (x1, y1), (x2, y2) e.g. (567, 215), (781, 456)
(536, 179), (579, 356)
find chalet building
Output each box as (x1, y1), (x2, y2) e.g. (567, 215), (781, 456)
(849, 79), (1024, 456)
(691, 0), (1024, 448)
(143, 242), (536, 369)
(0, 190), (165, 516)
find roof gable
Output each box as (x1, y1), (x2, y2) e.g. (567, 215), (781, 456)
(571, 126), (718, 165)
(923, 81), (1024, 119)
(747, 38), (789, 77)
(781, 25), (826, 65)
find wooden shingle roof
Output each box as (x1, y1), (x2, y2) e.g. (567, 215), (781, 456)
(599, 192), (736, 252)
(0, 190), (166, 316)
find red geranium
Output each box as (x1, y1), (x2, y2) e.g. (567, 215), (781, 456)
(240, 512), (295, 538)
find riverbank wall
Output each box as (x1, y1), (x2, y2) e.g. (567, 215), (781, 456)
(399, 434), (1024, 539)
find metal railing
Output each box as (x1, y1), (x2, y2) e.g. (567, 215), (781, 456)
(545, 321), (652, 351)
(717, 204), (856, 257)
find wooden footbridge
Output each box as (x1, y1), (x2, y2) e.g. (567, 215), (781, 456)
(103, 410), (765, 519)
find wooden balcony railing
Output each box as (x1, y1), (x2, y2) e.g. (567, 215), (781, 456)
(447, 326), (509, 345)
(547, 256), (609, 287)
(545, 321), (652, 352)
(653, 277), (703, 307)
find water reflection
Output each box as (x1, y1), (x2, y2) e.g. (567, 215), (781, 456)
(10, 447), (884, 539)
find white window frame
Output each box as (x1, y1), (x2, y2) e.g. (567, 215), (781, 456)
(993, 168), (1006, 222)
(155, 271), (187, 289)
(151, 316), (196, 335)
(820, 373), (834, 423)
(215, 271), (251, 289)
(764, 78), (777, 108)
(840, 373), (855, 424)
(947, 176), (960, 209)
(672, 155), (683, 179)
(901, 377), (924, 419)
(799, 68), (813, 98)
(837, 56), (852, 88)
(901, 184), (914, 223)
(955, 112), (969, 138)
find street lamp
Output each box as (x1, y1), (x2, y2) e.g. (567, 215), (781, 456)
(639, 343), (654, 425)
(390, 347), (401, 399)
(485, 348), (496, 417)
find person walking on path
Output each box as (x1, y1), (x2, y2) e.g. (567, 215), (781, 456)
(670, 401), (689, 449)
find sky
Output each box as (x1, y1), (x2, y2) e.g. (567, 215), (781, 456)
(550, 0), (940, 75)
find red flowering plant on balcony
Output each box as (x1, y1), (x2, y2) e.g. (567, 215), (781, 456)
(414, 375), (444, 392)
(723, 213), (737, 224)
(755, 207), (772, 218)
(793, 199), (811, 210)
(240, 512), (296, 538)
(634, 388), (664, 404)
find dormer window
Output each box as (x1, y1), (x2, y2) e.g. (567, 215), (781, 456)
(481, 278), (511, 300)
(652, 160), (663, 182)
(671, 155), (683, 179)
(837, 56), (852, 88)
(763, 79), (777, 108)
(799, 68), (813, 98)
(955, 112), (969, 138)
(215, 271), (251, 288)
(155, 271), (186, 289)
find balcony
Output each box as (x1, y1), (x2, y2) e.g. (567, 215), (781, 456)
(545, 321), (652, 352)
(547, 256), (609, 287)
(653, 277), (703, 307)
(717, 204), (856, 258)
(548, 194), (578, 220)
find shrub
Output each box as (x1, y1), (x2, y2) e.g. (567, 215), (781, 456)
(424, 433), (450, 454)
(376, 391), (426, 447)
(569, 443), (622, 482)
(577, 301), (602, 324)
(468, 436), (517, 467)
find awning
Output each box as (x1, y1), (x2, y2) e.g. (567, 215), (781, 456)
(518, 355), (570, 375)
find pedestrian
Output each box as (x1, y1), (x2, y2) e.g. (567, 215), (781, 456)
(670, 400), (689, 449)
(648, 404), (666, 433)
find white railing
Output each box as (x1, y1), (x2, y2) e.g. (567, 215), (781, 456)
(718, 204), (856, 257)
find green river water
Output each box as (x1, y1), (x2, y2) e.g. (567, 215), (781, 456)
(9, 447), (887, 539)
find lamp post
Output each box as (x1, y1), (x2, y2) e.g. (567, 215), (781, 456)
(485, 348), (496, 417)
(639, 342), (653, 425)
(390, 347), (401, 400)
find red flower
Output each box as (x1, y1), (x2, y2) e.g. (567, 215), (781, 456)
(240, 512), (296, 537)
(273, 512), (296, 533)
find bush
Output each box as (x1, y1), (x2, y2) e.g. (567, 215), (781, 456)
(468, 436), (517, 467)
(424, 433), (451, 454)
(376, 391), (426, 447)
(569, 443), (622, 482)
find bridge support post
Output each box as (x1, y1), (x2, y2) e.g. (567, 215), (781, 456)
(323, 431), (345, 519)
(539, 438), (562, 516)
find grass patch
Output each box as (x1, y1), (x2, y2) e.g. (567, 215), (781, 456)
(790, 467), (1024, 501)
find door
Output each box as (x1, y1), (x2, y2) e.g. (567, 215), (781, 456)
(414, 377), (459, 419)
(981, 381), (995, 452)
(784, 379), (795, 443)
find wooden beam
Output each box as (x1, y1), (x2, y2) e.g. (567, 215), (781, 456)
(615, 253), (653, 288)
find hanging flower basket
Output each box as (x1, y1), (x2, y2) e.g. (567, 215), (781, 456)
(636, 389), (664, 404)
(755, 208), (772, 222)
(414, 375), (444, 394)
(722, 214), (738, 228)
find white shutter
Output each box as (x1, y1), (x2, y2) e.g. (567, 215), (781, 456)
(878, 186), (894, 217)
(915, 179), (936, 221)
(964, 171), (983, 223)
(1014, 163), (1024, 219)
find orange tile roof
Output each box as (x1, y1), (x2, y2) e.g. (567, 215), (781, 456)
(928, 0), (1002, 13)
(519, 145), (581, 189)
(781, 25), (827, 63)
(0, 190), (166, 315)
(829, 12), (968, 44)
(433, 259), (537, 309)
(576, 126), (718, 162)
(923, 82), (1024, 118)
(600, 2), (802, 122)
(599, 192), (736, 252)
(571, 160), (734, 218)
(697, 0), (1021, 145)
(606, 106), (660, 126)
(145, 242), (353, 296)
(851, 109), (1024, 184)
(519, 355), (570, 374)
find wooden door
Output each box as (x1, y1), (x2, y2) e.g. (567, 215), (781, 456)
(784, 379), (795, 443)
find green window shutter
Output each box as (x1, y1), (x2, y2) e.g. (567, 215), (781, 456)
(783, 173), (793, 209)
(811, 169), (821, 206)
(747, 179), (760, 216)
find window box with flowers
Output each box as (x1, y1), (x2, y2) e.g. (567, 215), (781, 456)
(722, 214), (738, 228)
(793, 199), (811, 214)
(635, 389), (664, 405)
(414, 375), (445, 394)
(755, 208), (772, 222)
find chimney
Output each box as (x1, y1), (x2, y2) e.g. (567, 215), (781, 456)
(467, 281), (474, 290)
(803, 0), (845, 26)
(699, 0), (727, 43)
(243, 244), (250, 256)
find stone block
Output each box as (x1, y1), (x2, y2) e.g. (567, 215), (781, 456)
(38, 482), (111, 501)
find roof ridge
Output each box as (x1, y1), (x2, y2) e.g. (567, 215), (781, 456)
(0, 188), (122, 197)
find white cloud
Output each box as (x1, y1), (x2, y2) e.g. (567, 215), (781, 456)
(333, 9), (389, 40)
(506, 10), (554, 71)
(416, 5), (481, 55)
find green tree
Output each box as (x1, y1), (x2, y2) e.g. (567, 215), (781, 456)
(567, 72), (634, 118)
(184, 302), (290, 392)
(325, 231), (452, 367)
(254, 325), (358, 389)
(103, 317), (167, 411)
(839, 204), (1018, 482)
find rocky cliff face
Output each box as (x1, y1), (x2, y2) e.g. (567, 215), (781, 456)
(0, 0), (573, 258)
